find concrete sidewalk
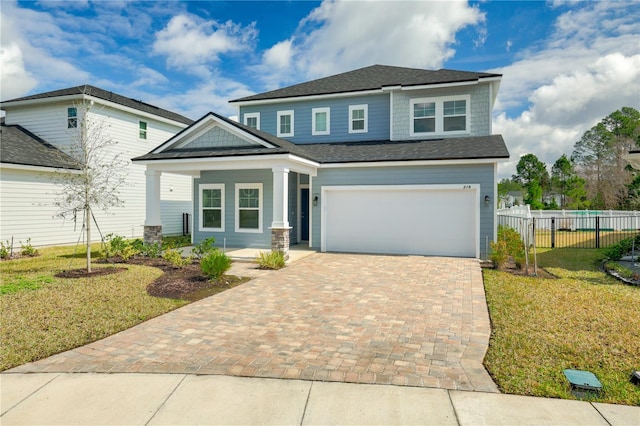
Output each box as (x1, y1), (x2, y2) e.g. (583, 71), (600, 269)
(1, 373), (638, 425)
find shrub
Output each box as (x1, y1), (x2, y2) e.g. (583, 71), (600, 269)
(141, 242), (162, 258)
(20, 238), (39, 257)
(603, 235), (640, 261)
(256, 250), (286, 270)
(490, 225), (526, 269)
(162, 248), (191, 268)
(200, 251), (232, 279)
(192, 237), (217, 260)
(103, 233), (139, 260)
(0, 240), (12, 259)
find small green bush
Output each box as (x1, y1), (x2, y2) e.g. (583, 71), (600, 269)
(192, 237), (217, 260)
(490, 225), (526, 268)
(603, 235), (640, 261)
(162, 248), (191, 268)
(200, 251), (232, 279)
(0, 240), (12, 259)
(141, 242), (162, 258)
(103, 233), (139, 260)
(256, 250), (286, 270)
(20, 238), (39, 257)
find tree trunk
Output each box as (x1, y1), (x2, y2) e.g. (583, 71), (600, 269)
(86, 205), (92, 273)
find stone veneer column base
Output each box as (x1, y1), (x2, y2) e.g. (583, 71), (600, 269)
(271, 227), (291, 260)
(144, 225), (163, 246)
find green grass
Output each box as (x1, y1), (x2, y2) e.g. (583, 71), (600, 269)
(483, 248), (640, 406)
(0, 244), (187, 371)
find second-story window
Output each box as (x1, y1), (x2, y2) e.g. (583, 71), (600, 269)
(139, 121), (147, 139)
(244, 112), (260, 130)
(67, 107), (77, 128)
(410, 95), (470, 136)
(349, 104), (368, 133)
(277, 110), (294, 137)
(312, 107), (330, 135)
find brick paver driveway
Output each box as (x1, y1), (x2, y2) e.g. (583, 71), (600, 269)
(10, 253), (498, 392)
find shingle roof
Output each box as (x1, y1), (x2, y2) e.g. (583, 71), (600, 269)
(0, 124), (80, 170)
(133, 111), (509, 164)
(230, 65), (501, 103)
(2, 85), (193, 125)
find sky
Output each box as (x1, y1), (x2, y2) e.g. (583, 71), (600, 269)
(1, 0), (639, 178)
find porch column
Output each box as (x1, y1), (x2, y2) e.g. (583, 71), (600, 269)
(144, 169), (162, 245)
(271, 167), (291, 258)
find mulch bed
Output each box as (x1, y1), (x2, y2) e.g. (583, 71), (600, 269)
(103, 256), (251, 301)
(55, 267), (127, 278)
(484, 257), (557, 279)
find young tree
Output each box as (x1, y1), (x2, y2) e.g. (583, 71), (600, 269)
(53, 99), (129, 272)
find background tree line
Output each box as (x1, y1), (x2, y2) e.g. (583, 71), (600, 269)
(499, 107), (640, 210)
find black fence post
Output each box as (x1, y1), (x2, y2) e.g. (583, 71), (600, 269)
(551, 217), (555, 248)
(595, 216), (600, 249)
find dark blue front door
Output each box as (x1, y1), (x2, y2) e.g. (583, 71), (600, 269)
(301, 188), (309, 241)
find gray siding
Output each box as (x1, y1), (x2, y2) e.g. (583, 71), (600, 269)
(311, 164), (495, 258)
(240, 94), (390, 143)
(193, 170), (273, 248)
(392, 84), (491, 140)
(183, 126), (255, 149)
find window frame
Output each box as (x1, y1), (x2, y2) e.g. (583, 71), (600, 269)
(139, 121), (147, 140)
(409, 95), (470, 137)
(348, 104), (368, 134)
(244, 112), (260, 130)
(235, 183), (263, 233)
(67, 107), (78, 129)
(276, 110), (294, 137)
(199, 184), (225, 232)
(312, 107), (330, 136)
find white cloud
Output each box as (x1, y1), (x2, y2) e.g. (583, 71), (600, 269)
(153, 14), (257, 76)
(493, 2), (640, 179)
(255, 0), (485, 88)
(0, 43), (37, 100)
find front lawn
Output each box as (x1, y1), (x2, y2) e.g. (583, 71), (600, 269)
(0, 245), (187, 371)
(483, 248), (640, 406)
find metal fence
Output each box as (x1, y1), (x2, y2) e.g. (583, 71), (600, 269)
(497, 208), (640, 249)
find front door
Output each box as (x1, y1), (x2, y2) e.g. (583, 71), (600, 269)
(300, 188), (309, 241)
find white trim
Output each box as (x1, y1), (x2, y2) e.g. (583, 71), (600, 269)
(309, 178), (313, 248)
(320, 157), (507, 168)
(312, 107), (330, 136)
(277, 110), (294, 137)
(0, 163), (82, 174)
(410, 95), (470, 137)
(235, 183), (263, 233)
(320, 184), (480, 258)
(199, 183), (225, 232)
(243, 112), (260, 130)
(348, 104), (368, 134)
(389, 92), (394, 140)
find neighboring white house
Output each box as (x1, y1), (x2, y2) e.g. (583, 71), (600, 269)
(0, 85), (194, 247)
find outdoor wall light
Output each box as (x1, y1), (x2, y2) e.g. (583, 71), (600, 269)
(313, 195), (319, 207)
(484, 195), (491, 206)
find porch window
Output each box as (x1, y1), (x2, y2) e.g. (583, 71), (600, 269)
(277, 110), (294, 137)
(235, 183), (263, 233)
(312, 107), (330, 135)
(200, 184), (224, 231)
(244, 112), (260, 130)
(67, 107), (77, 128)
(349, 104), (368, 133)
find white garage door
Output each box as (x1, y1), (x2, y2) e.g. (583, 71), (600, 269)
(321, 185), (478, 257)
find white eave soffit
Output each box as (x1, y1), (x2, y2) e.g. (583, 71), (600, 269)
(153, 114), (276, 153)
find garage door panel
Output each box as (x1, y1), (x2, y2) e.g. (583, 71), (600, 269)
(323, 186), (477, 257)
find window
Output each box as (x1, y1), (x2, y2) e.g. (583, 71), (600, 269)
(139, 121), (147, 139)
(349, 104), (368, 133)
(277, 110), (294, 137)
(200, 184), (224, 231)
(244, 112), (260, 130)
(410, 95), (470, 136)
(67, 107), (77, 128)
(235, 183), (263, 233)
(312, 107), (330, 135)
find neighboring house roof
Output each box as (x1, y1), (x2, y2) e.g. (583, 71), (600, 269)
(230, 64), (501, 103)
(0, 123), (80, 170)
(1, 85), (193, 126)
(133, 112), (509, 164)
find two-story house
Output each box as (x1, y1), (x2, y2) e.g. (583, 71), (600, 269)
(1, 85), (194, 247)
(134, 65), (510, 258)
